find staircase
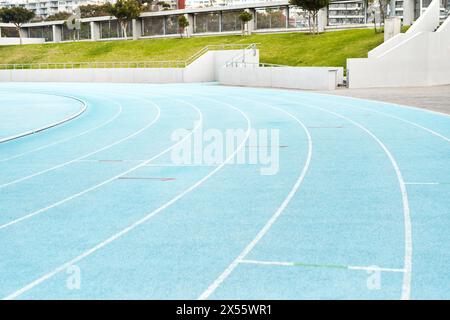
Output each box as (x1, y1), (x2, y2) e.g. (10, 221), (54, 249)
(347, 0), (450, 88)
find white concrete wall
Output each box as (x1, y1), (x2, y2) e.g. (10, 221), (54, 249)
(437, 11), (450, 33)
(0, 37), (45, 46)
(0, 47), (342, 91)
(348, 0), (450, 88)
(0, 49), (259, 84)
(348, 25), (450, 88)
(369, 0), (440, 59)
(368, 33), (406, 58)
(405, 0), (441, 34)
(403, 0), (415, 26)
(384, 16), (402, 41)
(0, 68), (184, 83)
(218, 66), (343, 91)
(183, 49), (259, 82)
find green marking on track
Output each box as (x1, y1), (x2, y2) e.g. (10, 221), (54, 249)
(292, 262), (348, 270)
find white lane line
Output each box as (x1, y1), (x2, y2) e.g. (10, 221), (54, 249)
(0, 103), (161, 230)
(323, 99), (450, 143)
(348, 266), (406, 273)
(313, 91), (450, 119)
(0, 94), (88, 144)
(405, 182), (440, 185)
(262, 90), (450, 144)
(0, 99), (159, 189)
(362, 108), (450, 143)
(239, 259), (405, 273)
(198, 101), (313, 300)
(239, 259), (295, 267)
(0, 95), (123, 162)
(280, 99), (413, 301)
(3, 97), (251, 300)
(76, 161), (223, 167)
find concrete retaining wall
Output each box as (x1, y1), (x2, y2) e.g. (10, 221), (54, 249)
(184, 49), (259, 83)
(0, 37), (45, 45)
(0, 68), (184, 83)
(348, 0), (450, 88)
(0, 47), (342, 90)
(218, 66), (343, 91)
(0, 49), (259, 84)
(348, 28), (450, 88)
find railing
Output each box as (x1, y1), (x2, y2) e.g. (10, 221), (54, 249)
(224, 43), (260, 67)
(0, 61), (187, 69)
(0, 43), (258, 70)
(183, 43), (257, 67)
(224, 43), (283, 68)
(225, 61), (285, 68)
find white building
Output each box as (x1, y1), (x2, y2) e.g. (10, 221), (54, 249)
(390, 0), (449, 23)
(0, 0), (106, 18)
(185, 0), (274, 8)
(1, 0), (448, 22)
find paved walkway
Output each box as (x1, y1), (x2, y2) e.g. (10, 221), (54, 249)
(320, 85), (450, 115)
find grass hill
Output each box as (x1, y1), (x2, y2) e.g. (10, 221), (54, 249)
(0, 29), (383, 68)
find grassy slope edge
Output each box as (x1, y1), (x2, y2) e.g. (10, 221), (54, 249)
(0, 29), (383, 68)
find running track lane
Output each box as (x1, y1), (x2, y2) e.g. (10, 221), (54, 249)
(0, 83), (449, 299)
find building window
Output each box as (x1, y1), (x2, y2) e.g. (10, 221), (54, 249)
(142, 16), (165, 36)
(165, 15), (181, 35)
(288, 7), (309, 28)
(99, 19), (131, 39)
(256, 7), (286, 29)
(28, 26), (53, 42)
(194, 12), (220, 33)
(221, 11), (242, 32)
(0, 27), (19, 38)
(61, 23), (91, 41)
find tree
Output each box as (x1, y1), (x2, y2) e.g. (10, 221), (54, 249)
(178, 15), (189, 38)
(79, 4), (110, 18)
(106, 0), (142, 38)
(78, 3), (109, 18)
(367, 0), (388, 33)
(158, 2), (171, 10)
(45, 11), (71, 22)
(238, 11), (253, 36)
(289, 0), (329, 34)
(0, 7), (35, 44)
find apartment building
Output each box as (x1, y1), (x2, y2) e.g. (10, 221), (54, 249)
(328, 0), (367, 25)
(390, 0), (448, 23)
(1, 0), (448, 23)
(0, 0), (106, 18)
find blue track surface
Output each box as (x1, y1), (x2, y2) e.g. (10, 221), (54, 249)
(0, 93), (84, 141)
(0, 83), (449, 300)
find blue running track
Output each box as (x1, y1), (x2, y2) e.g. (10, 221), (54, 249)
(0, 82), (449, 300)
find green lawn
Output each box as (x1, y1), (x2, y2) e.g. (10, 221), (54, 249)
(0, 29), (383, 68)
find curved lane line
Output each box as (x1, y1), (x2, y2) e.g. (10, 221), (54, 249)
(0, 95), (124, 162)
(3, 96), (251, 300)
(0, 100), (161, 230)
(198, 99), (313, 300)
(273, 97), (412, 300)
(312, 91), (450, 118)
(346, 105), (450, 143)
(0, 98), (159, 189)
(0, 94), (88, 144)
(299, 95), (450, 143)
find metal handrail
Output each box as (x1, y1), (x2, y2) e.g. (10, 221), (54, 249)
(0, 43), (258, 70)
(223, 43), (281, 68)
(224, 43), (261, 67)
(225, 61), (285, 68)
